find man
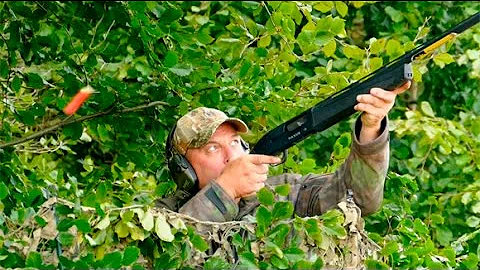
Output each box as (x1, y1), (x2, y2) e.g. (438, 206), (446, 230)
(160, 82), (411, 222)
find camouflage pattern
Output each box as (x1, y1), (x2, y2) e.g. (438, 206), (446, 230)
(159, 116), (390, 222)
(173, 107), (248, 155)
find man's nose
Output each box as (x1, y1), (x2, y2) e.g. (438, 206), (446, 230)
(224, 145), (241, 163)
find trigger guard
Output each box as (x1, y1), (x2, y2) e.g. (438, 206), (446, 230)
(272, 150), (288, 167)
(280, 149), (288, 164)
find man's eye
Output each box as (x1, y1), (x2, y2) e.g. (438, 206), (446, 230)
(207, 145), (218, 152)
(231, 139), (240, 147)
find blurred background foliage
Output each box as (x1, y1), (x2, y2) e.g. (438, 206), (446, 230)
(0, 1), (479, 268)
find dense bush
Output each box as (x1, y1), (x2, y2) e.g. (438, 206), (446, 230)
(0, 1), (478, 268)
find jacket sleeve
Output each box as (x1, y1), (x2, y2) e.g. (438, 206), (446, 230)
(178, 180), (239, 222)
(293, 116), (389, 217)
(345, 116), (390, 215)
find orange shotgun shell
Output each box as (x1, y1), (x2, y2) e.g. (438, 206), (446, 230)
(63, 86), (95, 115)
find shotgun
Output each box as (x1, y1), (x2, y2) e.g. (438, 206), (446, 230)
(251, 12), (480, 161)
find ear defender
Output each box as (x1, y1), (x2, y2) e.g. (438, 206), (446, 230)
(165, 124), (199, 194)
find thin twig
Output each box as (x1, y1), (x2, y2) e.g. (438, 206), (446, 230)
(0, 100), (170, 149)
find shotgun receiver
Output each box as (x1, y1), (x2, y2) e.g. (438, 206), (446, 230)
(251, 12), (480, 160)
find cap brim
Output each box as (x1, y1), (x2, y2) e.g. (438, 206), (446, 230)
(224, 118), (248, 133)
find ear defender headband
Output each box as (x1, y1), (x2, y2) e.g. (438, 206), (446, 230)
(165, 124), (250, 194)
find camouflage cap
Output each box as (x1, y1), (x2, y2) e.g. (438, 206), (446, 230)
(173, 107), (248, 155)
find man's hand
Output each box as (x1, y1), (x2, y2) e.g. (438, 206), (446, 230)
(216, 154), (281, 201)
(354, 81), (411, 143)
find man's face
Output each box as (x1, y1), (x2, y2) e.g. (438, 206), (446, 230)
(185, 123), (247, 189)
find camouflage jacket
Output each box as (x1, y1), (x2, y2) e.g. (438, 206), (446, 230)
(157, 117), (390, 222)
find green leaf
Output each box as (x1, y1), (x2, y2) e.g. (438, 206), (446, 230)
(35, 216), (47, 227)
(271, 254), (288, 269)
(190, 233), (209, 252)
(11, 75), (22, 92)
(238, 252), (257, 269)
(164, 51), (178, 68)
(63, 122), (83, 140)
(115, 221), (130, 238)
(386, 39), (402, 58)
(297, 29), (317, 55)
(168, 217), (187, 232)
(274, 184), (290, 196)
(75, 219), (92, 233)
(323, 39), (336, 57)
(58, 232), (74, 246)
(96, 182), (107, 201)
(257, 187), (275, 206)
(433, 53), (455, 68)
(25, 72), (44, 88)
(430, 213), (444, 226)
(413, 218), (428, 236)
(100, 251), (122, 269)
(239, 61), (251, 79)
(25, 252), (43, 268)
(380, 241), (399, 256)
(57, 218), (75, 231)
(435, 226), (453, 246)
(0, 182), (9, 200)
(365, 259), (389, 270)
(0, 59), (8, 78)
(122, 210), (136, 222)
(385, 6), (404, 22)
(284, 247), (304, 263)
(369, 57), (383, 71)
(95, 216), (110, 230)
(305, 218), (321, 237)
(268, 224), (290, 246)
(204, 256), (231, 270)
(370, 38), (386, 54)
(466, 216), (480, 227)
(161, 6), (183, 23)
(272, 201), (294, 220)
(334, 1), (348, 17)
(155, 213), (174, 242)
(122, 246), (140, 266)
(97, 124), (111, 142)
(329, 17), (346, 36)
(258, 34), (271, 48)
(169, 65), (193, 76)
(85, 54), (97, 69)
(140, 210), (154, 231)
(18, 110), (35, 126)
(420, 101), (435, 117)
(460, 253), (479, 269)
(472, 201), (480, 214)
(256, 206), (272, 231)
(343, 45), (364, 60)
(129, 223), (146, 241)
(313, 2), (334, 13)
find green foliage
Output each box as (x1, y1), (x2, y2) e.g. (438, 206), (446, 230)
(0, 1), (479, 268)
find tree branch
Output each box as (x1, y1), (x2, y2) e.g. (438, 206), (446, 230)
(0, 100), (171, 149)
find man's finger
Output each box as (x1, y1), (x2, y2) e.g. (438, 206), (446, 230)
(255, 164), (269, 174)
(391, 80), (412, 95)
(367, 88), (396, 104)
(249, 154), (282, 165)
(357, 93), (390, 108)
(354, 103), (385, 117)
